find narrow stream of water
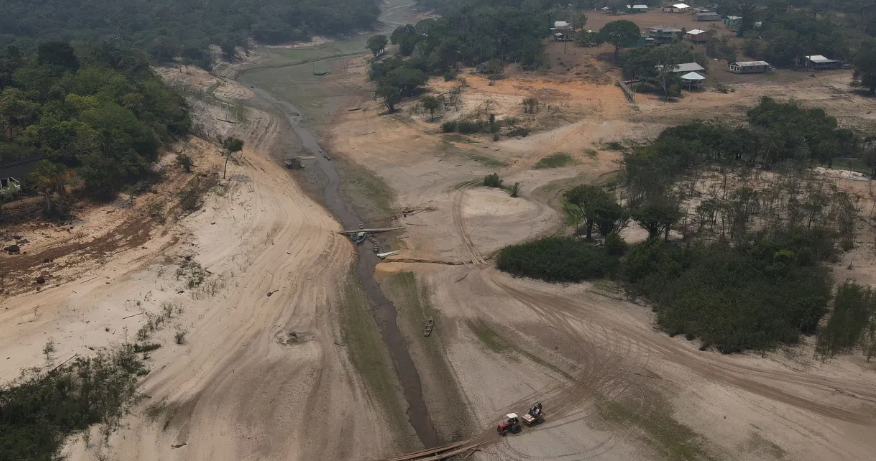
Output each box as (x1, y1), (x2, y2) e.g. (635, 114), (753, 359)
(240, 61), (441, 449)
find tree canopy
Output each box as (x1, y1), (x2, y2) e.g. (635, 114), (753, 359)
(0, 43), (189, 203)
(0, 0), (381, 66)
(598, 20), (641, 62)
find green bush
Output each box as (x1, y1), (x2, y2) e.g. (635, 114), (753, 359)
(636, 82), (659, 93)
(441, 121), (457, 132)
(497, 237), (619, 283)
(443, 70), (457, 81)
(483, 173), (503, 188)
(604, 232), (627, 255)
(0, 345), (146, 461)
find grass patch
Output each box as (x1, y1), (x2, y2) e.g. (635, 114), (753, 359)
(334, 156), (394, 217)
(534, 152), (574, 169)
(468, 152), (507, 168)
(597, 395), (719, 461)
(467, 320), (512, 354)
(0, 345), (147, 460)
(584, 148), (599, 159)
(439, 138), (508, 168)
(340, 275), (410, 440)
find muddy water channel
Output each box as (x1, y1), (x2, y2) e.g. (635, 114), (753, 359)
(238, 4), (441, 448)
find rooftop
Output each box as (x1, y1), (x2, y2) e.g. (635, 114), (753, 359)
(681, 72), (705, 80)
(650, 25), (683, 33)
(656, 62), (706, 73)
(805, 55), (837, 63)
(673, 3), (691, 8)
(554, 21), (570, 28)
(733, 61), (770, 66)
(687, 29), (707, 35)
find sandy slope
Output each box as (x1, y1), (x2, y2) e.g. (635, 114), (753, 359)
(1, 72), (403, 460)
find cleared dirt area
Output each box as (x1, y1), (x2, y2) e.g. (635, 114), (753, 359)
(312, 38), (876, 460)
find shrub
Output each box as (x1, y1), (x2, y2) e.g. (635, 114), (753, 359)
(497, 237), (619, 282)
(0, 346), (146, 461)
(443, 70), (457, 81)
(441, 121), (457, 132)
(636, 82), (659, 94)
(456, 120), (483, 134)
(483, 173), (503, 188)
(508, 126), (530, 137)
(604, 232), (627, 255)
(509, 182), (520, 198)
(174, 328), (188, 345)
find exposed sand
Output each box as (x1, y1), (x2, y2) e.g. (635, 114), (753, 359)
(1, 69), (407, 461)
(322, 51), (876, 460)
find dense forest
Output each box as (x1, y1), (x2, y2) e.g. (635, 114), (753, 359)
(0, 0), (381, 67)
(497, 98), (874, 353)
(0, 42), (190, 214)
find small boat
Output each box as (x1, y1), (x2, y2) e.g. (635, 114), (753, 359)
(423, 317), (434, 337)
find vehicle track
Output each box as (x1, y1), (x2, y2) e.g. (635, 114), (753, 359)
(451, 186), (486, 265)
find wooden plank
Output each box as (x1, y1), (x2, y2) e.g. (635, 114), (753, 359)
(338, 227), (404, 234)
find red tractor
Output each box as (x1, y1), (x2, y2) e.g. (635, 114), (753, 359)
(497, 413), (521, 436)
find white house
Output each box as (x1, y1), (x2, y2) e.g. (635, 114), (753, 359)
(664, 3), (691, 13)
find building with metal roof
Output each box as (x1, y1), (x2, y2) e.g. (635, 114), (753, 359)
(803, 55), (840, 70)
(729, 61), (771, 74)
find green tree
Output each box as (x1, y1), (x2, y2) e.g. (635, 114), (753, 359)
(651, 43), (687, 99)
(29, 160), (69, 217)
(564, 185), (622, 239)
(221, 136), (244, 179)
(632, 200), (682, 241)
(376, 83), (401, 112)
(37, 42), (79, 71)
(367, 34), (388, 57)
(598, 20), (641, 62)
(853, 39), (876, 95)
(420, 95), (442, 121)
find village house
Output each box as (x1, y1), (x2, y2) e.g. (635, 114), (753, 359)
(729, 61), (772, 74)
(694, 11), (721, 21)
(685, 29), (710, 43)
(649, 25), (683, 44)
(803, 55), (841, 70)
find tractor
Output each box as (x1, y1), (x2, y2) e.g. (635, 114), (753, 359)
(497, 413), (521, 436)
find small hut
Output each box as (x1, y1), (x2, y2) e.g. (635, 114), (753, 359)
(680, 72), (705, 89)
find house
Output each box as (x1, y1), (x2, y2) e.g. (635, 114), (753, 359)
(724, 15), (741, 28)
(551, 21), (573, 41)
(803, 55), (841, 70)
(657, 62), (706, 74)
(627, 4), (648, 13)
(663, 3), (691, 13)
(729, 61), (771, 74)
(0, 157), (43, 200)
(681, 72), (705, 89)
(694, 12), (721, 21)
(649, 26), (683, 44)
(685, 29), (710, 43)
